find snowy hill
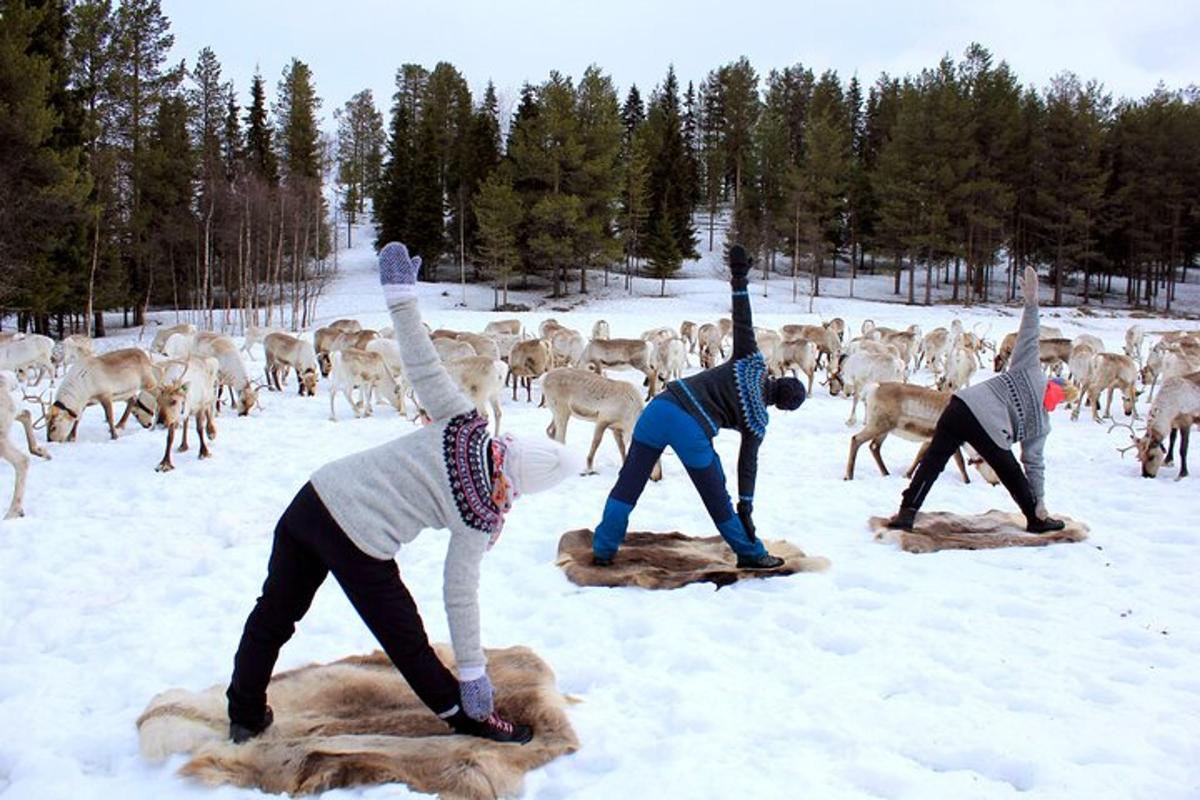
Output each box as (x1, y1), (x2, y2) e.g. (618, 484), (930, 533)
(0, 222), (1197, 800)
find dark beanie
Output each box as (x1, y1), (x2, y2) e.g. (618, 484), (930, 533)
(767, 377), (806, 411)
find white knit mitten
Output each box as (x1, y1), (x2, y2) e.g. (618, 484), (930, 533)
(459, 673), (494, 721)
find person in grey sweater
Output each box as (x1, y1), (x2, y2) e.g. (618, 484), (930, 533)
(226, 242), (579, 745)
(886, 266), (1068, 533)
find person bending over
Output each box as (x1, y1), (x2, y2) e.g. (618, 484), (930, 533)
(886, 265), (1068, 533)
(591, 244), (807, 569)
(226, 242), (577, 746)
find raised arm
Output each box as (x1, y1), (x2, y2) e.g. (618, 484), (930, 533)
(730, 245), (758, 360)
(1009, 266), (1041, 374)
(379, 242), (474, 422)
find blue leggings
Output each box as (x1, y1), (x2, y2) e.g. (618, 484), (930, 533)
(592, 395), (766, 559)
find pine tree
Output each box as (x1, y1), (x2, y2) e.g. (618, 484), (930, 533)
(244, 70), (278, 184)
(222, 88), (242, 182)
(374, 68), (417, 250)
(643, 65), (697, 273)
(717, 57), (760, 210)
(474, 169), (523, 307)
(698, 73), (726, 251)
(572, 65), (622, 292)
(645, 210), (683, 297)
(620, 84), (645, 149)
(335, 89), (384, 239)
(618, 127), (651, 289)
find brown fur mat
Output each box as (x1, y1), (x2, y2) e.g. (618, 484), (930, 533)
(869, 509), (1089, 553)
(137, 645), (579, 799)
(556, 529), (830, 589)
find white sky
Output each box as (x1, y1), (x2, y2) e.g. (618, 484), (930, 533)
(161, 0), (1199, 128)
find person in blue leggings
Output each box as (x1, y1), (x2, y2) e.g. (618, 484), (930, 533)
(592, 244), (807, 569)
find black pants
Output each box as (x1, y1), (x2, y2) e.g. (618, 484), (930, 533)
(226, 483), (460, 727)
(901, 396), (1039, 519)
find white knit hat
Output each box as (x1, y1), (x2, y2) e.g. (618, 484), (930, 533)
(501, 435), (582, 495)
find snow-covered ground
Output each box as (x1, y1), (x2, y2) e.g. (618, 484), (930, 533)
(1, 224), (1198, 800)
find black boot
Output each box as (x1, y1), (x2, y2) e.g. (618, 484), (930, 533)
(736, 552), (785, 570)
(448, 710), (534, 745)
(886, 507), (917, 531)
(1026, 515), (1066, 534)
(592, 554), (613, 567)
(230, 705), (273, 744)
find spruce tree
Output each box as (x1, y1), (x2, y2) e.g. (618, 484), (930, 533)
(572, 65), (622, 292)
(244, 70), (278, 184)
(474, 169), (523, 307)
(643, 66), (697, 271)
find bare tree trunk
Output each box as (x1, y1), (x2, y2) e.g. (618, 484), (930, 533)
(86, 206), (101, 336)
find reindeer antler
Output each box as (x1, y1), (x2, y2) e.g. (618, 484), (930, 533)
(1107, 419), (1142, 458)
(22, 387), (51, 429)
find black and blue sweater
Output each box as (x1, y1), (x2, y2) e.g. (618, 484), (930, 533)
(665, 276), (768, 504)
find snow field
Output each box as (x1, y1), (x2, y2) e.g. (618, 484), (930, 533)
(0, 226), (1198, 799)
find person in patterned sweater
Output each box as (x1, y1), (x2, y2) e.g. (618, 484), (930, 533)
(591, 244), (807, 569)
(225, 242), (579, 746)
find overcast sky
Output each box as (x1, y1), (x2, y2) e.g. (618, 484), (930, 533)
(161, 0), (1199, 129)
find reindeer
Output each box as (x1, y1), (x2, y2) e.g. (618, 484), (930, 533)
(824, 317), (847, 345)
(314, 327), (354, 377)
(328, 348), (407, 421)
(541, 367), (659, 479)
(444, 356), (505, 436)
(433, 337), (477, 363)
(1118, 372), (1200, 479)
(650, 336), (687, 386)
(828, 350), (906, 425)
(507, 339), (554, 402)
(779, 340), (819, 394)
(755, 328), (784, 377)
(1038, 338), (1073, 376)
(591, 320), (611, 341)
(454, 332), (500, 361)
(877, 327), (921, 371)
(679, 321), (698, 355)
(264, 332), (319, 396)
(240, 325), (284, 360)
(484, 319), (522, 337)
(579, 338), (658, 398)
(697, 322), (725, 368)
(780, 324), (841, 371)
(917, 326), (952, 375)
(151, 356), (219, 472)
(539, 319), (564, 340)
(61, 334), (94, 371)
(994, 325), (1064, 371)
(548, 327), (586, 368)
(1073, 352), (1139, 423)
(938, 334), (978, 392)
(1142, 340), (1200, 401)
(1123, 325), (1145, 366)
(192, 332), (260, 415)
(0, 334), (55, 386)
(328, 319), (362, 334)
(845, 381), (970, 483)
(48, 349), (159, 442)
(149, 323), (196, 355)
(1068, 341), (1098, 390)
(0, 377), (52, 518)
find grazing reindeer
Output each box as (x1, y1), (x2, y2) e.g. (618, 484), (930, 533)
(1123, 324), (1145, 366)
(579, 338), (658, 398)
(1038, 338), (1073, 376)
(240, 325), (284, 360)
(192, 332), (259, 415)
(938, 334), (978, 392)
(994, 325), (1064, 371)
(779, 340), (819, 394)
(484, 319), (522, 337)
(828, 350), (906, 425)
(506, 339), (554, 402)
(328, 319), (362, 334)
(314, 326), (353, 377)
(824, 317), (847, 345)
(1121, 372), (1200, 479)
(433, 337), (477, 363)
(0, 334), (55, 385)
(328, 348), (406, 421)
(149, 323), (196, 354)
(444, 356), (505, 435)
(780, 324), (841, 371)
(264, 332), (319, 396)
(48, 349), (158, 442)
(548, 327), (586, 368)
(541, 367), (659, 479)
(1142, 340), (1200, 401)
(755, 328), (784, 377)
(1067, 341), (1098, 390)
(152, 357), (219, 472)
(845, 381), (969, 483)
(0, 377), (52, 518)
(697, 322), (724, 368)
(1073, 352), (1139, 422)
(650, 336), (687, 386)
(454, 332), (501, 360)
(680, 321), (698, 355)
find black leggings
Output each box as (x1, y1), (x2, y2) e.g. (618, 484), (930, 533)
(226, 483), (460, 726)
(901, 396), (1038, 519)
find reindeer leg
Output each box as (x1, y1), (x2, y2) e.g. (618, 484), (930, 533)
(1, 439), (29, 519)
(905, 441), (930, 479)
(613, 426), (628, 462)
(16, 410), (49, 460)
(1165, 428), (1177, 466)
(1103, 387), (1115, 421)
(99, 397), (118, 439)
(846, 391), (859, 427)
(198, 413), (211, 459)
(156, 425), (176, 472)
(206, 407), (217, 439)
(584, 423), (606, 475)
(115, 398), (136, 431)
(178, 418), (190, 452)
(1178, 427), (1189, 479)
(845, 433), (866, 480)
(952, 448), (970, 484)
(490, 396), (502, 436)
(869, 434), (890, 477)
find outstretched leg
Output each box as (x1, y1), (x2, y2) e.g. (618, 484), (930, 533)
(896, 399), (971, 517)
(592, 439), (664, 560)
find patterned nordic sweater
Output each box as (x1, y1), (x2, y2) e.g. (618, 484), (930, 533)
(310, 296), (501, 674)
(666, 276), (768, 504)
(956, 300), (1048, 501)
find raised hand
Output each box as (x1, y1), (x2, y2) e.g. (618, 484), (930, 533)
(1021, 265), (1038, 306)
(379, 241), (422, 305)
(729, 244), (751, 282)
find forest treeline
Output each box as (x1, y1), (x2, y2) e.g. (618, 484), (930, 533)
(3, 2), (1199, 336)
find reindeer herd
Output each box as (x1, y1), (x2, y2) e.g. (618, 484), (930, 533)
(1, 308), (1198, 522)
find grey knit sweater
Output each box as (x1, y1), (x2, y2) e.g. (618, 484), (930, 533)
(956, 300), (1048, 500)
(310, 296), (498, 674)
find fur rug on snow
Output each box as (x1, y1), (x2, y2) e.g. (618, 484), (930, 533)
(556, 529), (830, 589)
(869, 509), (1089, 553)
(137, 645), (579, 799)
